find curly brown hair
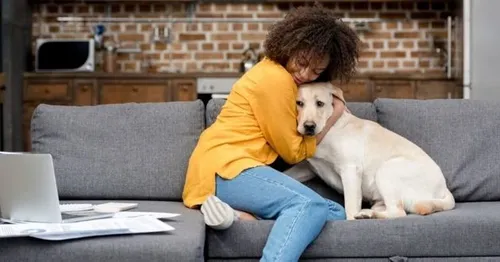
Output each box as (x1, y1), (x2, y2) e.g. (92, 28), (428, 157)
(264, 4), (361, 83)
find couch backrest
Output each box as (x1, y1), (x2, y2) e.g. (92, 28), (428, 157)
(210, 97), (500, 202)
(375, 98), (500, 202)
(30, 101), (204, 201)
(206, 99), (226, 127)
(346, 102), (378, 122)
(32, 96), (498, 203)
(206, 98), (378, 127)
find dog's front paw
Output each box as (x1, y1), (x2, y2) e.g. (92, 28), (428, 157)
(354, 209), (374, 219)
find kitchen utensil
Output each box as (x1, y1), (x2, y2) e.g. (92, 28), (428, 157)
(240, 48), (258, 73)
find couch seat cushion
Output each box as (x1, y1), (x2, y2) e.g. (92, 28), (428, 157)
(0, 201), (205, 262)
(374, 98), (500, 202)
(207, 202), (500, 259)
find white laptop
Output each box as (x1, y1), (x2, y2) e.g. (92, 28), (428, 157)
(0, 152), (113, 223)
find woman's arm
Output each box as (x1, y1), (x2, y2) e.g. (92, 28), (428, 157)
(314, 96), (346, 145)
(246, 78), (316, 165)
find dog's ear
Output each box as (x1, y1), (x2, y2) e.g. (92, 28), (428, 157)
(328, 82), (346, 105)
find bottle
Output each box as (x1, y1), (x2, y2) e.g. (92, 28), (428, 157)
(240, 48), (258, 73)
(104, 42), (117, 73)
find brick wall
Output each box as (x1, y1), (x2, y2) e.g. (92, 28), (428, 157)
(32, 1), (454, 74)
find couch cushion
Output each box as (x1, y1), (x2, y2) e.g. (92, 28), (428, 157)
(207, 202), (500, 259)
(206, 99), (226, 127)
(207, 258), (500, 262)
(205, 99), (377, 127)
(0, 200), (205, 261)
(30, 101), (204, 200)
(207, 259), (392, 262)
(374, 98), (500, 202)
(345, 101), (378, 122)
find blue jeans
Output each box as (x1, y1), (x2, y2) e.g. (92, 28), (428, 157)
(216, 166), (346, 262)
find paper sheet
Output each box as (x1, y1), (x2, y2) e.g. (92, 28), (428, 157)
(112, 211), (180, 220)
(0, 216), (175, 241)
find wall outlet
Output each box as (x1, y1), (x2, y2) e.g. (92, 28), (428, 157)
(152, 25), (164, 42)
(151, 25), (172, 44)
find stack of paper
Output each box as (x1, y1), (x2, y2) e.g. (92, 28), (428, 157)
(0, 214), (177, 241)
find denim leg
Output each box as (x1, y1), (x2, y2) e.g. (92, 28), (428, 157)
(325, 199), (346, 220)
(215, 166), (343, 262)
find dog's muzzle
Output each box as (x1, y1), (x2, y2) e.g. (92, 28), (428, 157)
(303, 121), (316, 136)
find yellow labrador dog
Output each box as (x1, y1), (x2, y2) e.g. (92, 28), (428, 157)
(295, 82), (455, 220)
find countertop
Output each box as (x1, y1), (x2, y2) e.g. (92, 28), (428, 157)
(21, 72), (455, 81)
(0, 72), (457, 85)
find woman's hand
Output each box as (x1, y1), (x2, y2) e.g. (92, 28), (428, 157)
(315, 96), (346, 145)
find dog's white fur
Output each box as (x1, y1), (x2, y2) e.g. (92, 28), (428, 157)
(295, 82), (455, 220)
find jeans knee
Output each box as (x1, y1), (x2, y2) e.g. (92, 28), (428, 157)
(295, 195), (329, 224)
(327, 201), (347, 220)
(310, 197), (329, 219)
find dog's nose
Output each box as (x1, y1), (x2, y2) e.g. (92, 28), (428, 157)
(303, 122), (316, 133)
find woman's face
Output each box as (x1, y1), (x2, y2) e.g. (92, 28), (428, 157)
(286, 54), (330, 86)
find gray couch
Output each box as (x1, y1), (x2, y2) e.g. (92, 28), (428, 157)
(1, 97), (499, 261)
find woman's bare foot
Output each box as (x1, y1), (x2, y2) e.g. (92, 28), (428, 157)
(236, 209), (258, 221)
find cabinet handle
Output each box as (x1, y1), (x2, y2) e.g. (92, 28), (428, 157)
(81, 86), (89, 92)
(132, 87), (139, 92)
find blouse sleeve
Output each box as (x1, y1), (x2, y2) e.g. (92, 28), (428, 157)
(246, 77), (317, 164)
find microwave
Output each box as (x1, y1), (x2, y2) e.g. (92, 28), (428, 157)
(35, 39), (95, 72)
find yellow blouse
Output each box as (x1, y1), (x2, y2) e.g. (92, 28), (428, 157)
(182, 57), (317, 208)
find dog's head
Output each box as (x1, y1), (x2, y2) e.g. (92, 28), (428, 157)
(296, 82), (346, 136)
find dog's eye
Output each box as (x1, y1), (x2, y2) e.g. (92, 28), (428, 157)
(316, 101), (324, 107)
(296, 101), (304, 107)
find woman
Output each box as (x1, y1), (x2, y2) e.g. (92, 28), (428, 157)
(183, 5), (361, 262)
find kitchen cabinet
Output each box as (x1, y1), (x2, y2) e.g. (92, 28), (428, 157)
(333, 78), (460, 102)
(98, 79), (170, 104)
(24, 79), (72, 102)
(334, 79), (372, 102)
(38, 0), (199, 2)
(171, 79), (197, 101)
(371, 80), (416, 99)
(22, 75), (197, 106)
(415, 80), (461, 99)
(74, 80), (97, 106)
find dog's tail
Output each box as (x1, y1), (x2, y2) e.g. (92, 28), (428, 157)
(406, 189), (455, 215)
